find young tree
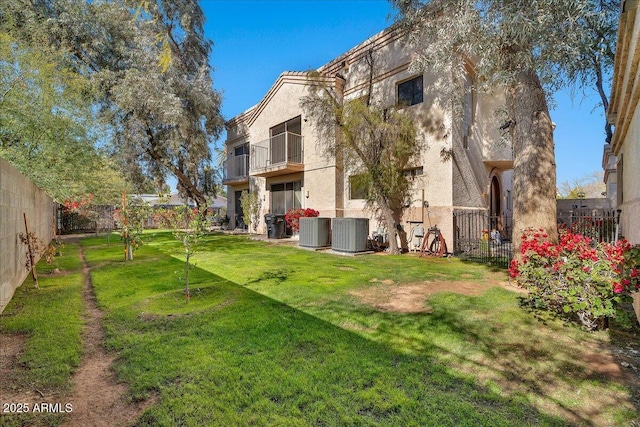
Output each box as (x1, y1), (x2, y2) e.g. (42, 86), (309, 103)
(301, 59), (423, 254)
(114, 193), (151, 261)
(391, 0), (618, 255)
(157, 205), (208, 302)
(239, 190), (261, 232)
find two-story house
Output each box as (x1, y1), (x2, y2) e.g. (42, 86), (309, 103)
(223, 22), (513, 249)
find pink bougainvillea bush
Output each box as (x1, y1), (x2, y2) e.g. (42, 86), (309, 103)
(510, 228), (639, 330)
(284, 208), (319, 233)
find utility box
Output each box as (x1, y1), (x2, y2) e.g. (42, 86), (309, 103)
(331, 218), (369, 253)
(299, 217), (331, 248)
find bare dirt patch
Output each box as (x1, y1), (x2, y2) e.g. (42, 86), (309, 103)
(350, 279), (521, 313)
(0, 333), (30, 395)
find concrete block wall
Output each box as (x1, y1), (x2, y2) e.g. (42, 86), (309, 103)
(1, 157), (56, 313)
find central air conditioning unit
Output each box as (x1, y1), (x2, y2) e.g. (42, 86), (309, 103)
(331, 218), (369, 253)
(299, 217), (331, 248)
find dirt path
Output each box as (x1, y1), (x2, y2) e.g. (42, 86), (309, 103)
(62, 244), (153, 427)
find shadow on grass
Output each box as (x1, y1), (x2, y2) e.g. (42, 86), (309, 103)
(84, 239), (574, 426)
(311, 293), (638, 426)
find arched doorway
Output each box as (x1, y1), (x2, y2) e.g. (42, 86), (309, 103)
(489, 175), (501, 231)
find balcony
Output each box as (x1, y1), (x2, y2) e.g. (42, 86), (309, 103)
(222, 154), (250, 185)
(482, 141), (513, 170)
(250, 132), (304, 177)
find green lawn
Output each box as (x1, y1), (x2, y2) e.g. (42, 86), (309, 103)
(0, 241), (85, 427)
(2, 231), (638, 426)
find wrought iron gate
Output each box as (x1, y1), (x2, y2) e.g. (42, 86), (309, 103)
(453, 210), (513, 268)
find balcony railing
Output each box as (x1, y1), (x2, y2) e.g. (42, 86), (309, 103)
(251, 132), (304, 177)
(222, 154), (249, 184)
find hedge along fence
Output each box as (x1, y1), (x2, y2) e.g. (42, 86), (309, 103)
(0, 157), (56, 313)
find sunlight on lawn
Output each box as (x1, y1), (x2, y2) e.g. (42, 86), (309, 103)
(80, 231), (638, 425)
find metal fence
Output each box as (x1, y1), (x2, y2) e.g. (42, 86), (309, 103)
(453, 210), (513, 268)
(59, 205), (116, 234)
(557, 208), (620, 243)
(452, 208), (620, 268)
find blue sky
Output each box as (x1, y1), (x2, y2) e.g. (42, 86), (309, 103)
(200, 0), (610, 187)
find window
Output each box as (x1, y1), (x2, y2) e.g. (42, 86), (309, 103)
(270, 116), (302, 164)
(271, 181), (302, 214)
(397, 75), (423, 107)
(233, 143), (249, 177)
(234, 143), (249, 156)
(349, 174), (371, 200)
(618, 154), (624, 206)
(270, 116), (301, 137)
(403, 166), (424, 179)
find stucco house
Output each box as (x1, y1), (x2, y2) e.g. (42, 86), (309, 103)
(223, 22), (513, 249)
(607, 0), (640, 246)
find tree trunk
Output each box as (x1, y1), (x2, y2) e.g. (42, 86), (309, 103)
(392, 208), (409, 253)
(185, 251), (191, 302)
(384, 215), (400, 255)
(378, 201), (409, 255)
(506, 70), (558, 259)
(145, 129), (208, 208)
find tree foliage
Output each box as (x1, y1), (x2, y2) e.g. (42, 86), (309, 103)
(301, 65), (423, 254)
(1, 0), (224, 207)
(0, 30), (127, 203)
(392, 0), (619, 254)
(557, 171), (606, 199)
(562, 0), (618, 144)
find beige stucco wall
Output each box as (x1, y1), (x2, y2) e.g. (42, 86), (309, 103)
(247, 78), (339, 233)
(608, 2), (640, 245)
(224, 24), (510, 248)
(618, 101), (640, 244)
(1, 158), (56, 313)
(336, 33), (461, 244)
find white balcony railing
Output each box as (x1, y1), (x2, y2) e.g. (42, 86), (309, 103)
(223, 154), (249, 182)
(251, 132), (303, 173)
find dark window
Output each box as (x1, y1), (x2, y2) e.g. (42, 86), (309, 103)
(349, 174), (370, 200)
(234, 190), (245, 229)
(232, 143), (249, 177)
(269, 117), (303, 164)
(270, 116), (302, 137)
(270, 181), (302, 214)
(234, 143), (249, 156)
(403, 166), (423, 179)
(618, 154), (624, 206)
(397, 75), (423, 107)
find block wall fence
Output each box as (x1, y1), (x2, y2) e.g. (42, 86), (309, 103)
(1, 157), (56, 313)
